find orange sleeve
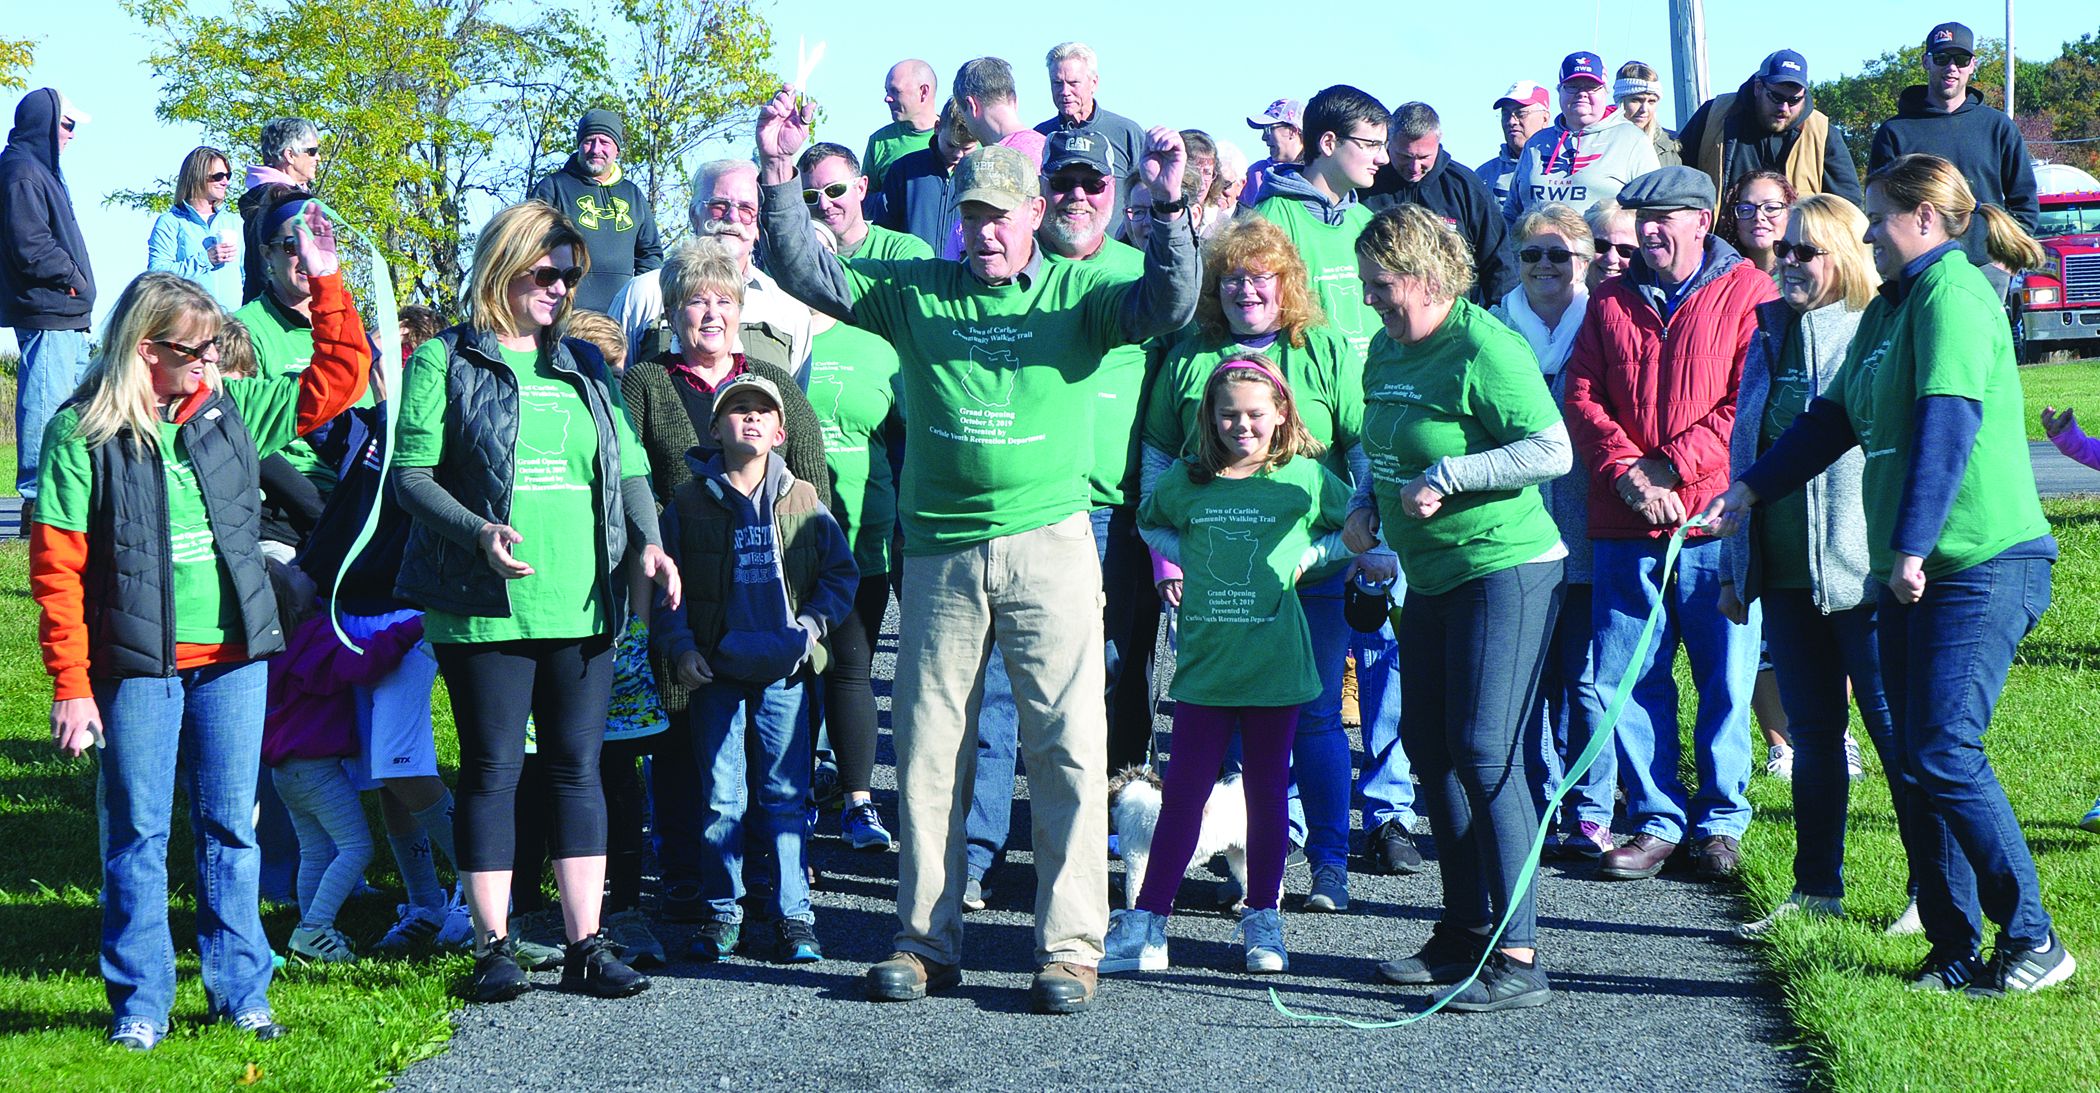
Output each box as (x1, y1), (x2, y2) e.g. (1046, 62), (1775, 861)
(30, 523), (93, 701)
(297, 269), (372, 435)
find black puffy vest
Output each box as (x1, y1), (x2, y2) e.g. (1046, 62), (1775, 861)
(84, 390), (284, 678)
(393, 325), (631, 621)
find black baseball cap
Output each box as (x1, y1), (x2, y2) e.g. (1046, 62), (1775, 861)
(1925, 22), (1975, 58)
(1043, 128), (1113, 177)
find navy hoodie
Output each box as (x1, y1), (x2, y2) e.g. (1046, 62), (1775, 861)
(1870, 85), (2040, 258)
(1362, 147), (1517, 303)
(528, 154), (664, 313)
(0, 88), (94, 329)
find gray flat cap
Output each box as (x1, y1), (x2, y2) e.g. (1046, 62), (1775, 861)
(1617, 166), (1717, 213)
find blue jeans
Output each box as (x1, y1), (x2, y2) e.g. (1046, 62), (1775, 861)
(1761, 589), (1898, 900)
(14, 327), (90, 498)
(1285, 571), (1357, 868)
(1879, 551), (2054, 953)
(1593, 537), (1758, 843)
(691, 673), (815, 923)
(1353, 615), (1419, 833)
(96, 661), (275, 1029)
(1529, 582), (1616, 828)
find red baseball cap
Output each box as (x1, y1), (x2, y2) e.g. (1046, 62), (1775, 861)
(1493, 81), (1550, 110)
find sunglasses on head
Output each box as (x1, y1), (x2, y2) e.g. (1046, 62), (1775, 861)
(1929, 51), (1973, 67)
(1046, 171), (1110, 195)
(802, 181), (852, 205)
(1772, 242), (1830, 263)
(208, 171), (231, 182)
(1518, 245), (1585, 264)
(154, 336), (221, 361)
(525, 265), (585, 289)
(706, 198), (760, 224)
(1592, 239), (1639, 261)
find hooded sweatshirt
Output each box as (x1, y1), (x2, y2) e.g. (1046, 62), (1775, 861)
(1870, 85), (2040, 263)
(1363, 148), (1517, 303)
(1503, 108), (1661, 221)
(1255, 165), (1380, 357)
(236, 163), (305, 304)
(1678, 76), (1862, 208)
(652, 449), (856, 686)
(0, 88), (94, 329)
(528, 154), (665, 313)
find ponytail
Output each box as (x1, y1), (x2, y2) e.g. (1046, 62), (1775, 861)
(1867, 152), (2049, 272)
(1976, 204), (2049, 272)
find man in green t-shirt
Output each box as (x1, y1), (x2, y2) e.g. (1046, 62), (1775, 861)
(797, 143), (934, 262)
(1254, 84), (1390, 359)
(755, 85), (1197, 1016)
(863, 59), (940, 194)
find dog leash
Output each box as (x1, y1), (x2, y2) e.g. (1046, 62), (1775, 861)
(1269, 514), (1712, 1027)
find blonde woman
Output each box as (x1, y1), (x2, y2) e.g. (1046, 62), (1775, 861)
(392, 200), (680, 1003)
(33, 203), (369, 1051)
(1613, 61), (1681, 167)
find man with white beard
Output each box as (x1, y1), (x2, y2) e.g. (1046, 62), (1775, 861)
(609, 158), (812, 374)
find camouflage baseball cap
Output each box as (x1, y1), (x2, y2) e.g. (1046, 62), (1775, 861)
(950, 144), (1037, 212)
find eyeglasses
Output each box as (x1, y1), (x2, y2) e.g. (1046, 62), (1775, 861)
(207, 171), (231, 182)
(1592, 239), (1639, 261)
(1772, 242), (1831, 263)
(1339, 134), (1385, 151)
(705, 198), (760, 224)
(153, 336), (221, 361)
(1763, 87), (1806, 109)
(802, 181), (853, 206)
(523, 265), (585, 289)
(1734, 200), (1788, 220)
(1929, 51), (1974, 68)
(1220, 271), (1278, 291)
(1046, 171), (1110, 196)
(1518, 246), (1586, 264)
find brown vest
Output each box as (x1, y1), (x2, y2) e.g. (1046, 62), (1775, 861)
(1696, 94), (1833, 198)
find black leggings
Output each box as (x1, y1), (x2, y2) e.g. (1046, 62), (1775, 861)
(512, 735), (652, 914)
(823, 575), (892, 795)
(436, 636), (614, 873)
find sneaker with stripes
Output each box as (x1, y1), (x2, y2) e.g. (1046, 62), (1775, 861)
(1907, 950), (1984, 992)
(1966, 931), (2076, 997)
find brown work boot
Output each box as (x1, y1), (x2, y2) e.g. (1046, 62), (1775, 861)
(1695, 834), (1742, 879)
(865, 950), (962, 1002)
(1596, 833), (1677, 881)
(1029, 961), (1099, 1014)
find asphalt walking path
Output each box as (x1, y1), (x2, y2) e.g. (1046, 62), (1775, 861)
(397, 610), (1802, 1093)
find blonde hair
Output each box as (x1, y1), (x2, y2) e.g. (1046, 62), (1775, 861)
(1045, 41), (1097, 76)
(1195, 216), (1325, 347)
(662, 237), (747, 314)
(1788, 194), (1879, 311)
(217, 315), (258, 379)
(564, 309), (627, 370)
(1355, 203), (1476, 303)
(465, 200), (591, 340)
(1514, 203), (1595, 253)
(1583, 196), (1632, 238)
(1191, 354), (1324, 484)
(1867, 154), (2050, 272)
(68, 272), (224, 454)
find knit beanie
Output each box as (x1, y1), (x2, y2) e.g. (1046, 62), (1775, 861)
(578, 108), (626, 149)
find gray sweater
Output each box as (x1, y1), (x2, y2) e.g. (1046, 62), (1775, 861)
(1721, 298), (1876, 612)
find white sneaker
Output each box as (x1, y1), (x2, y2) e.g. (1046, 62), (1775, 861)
(1239, 907), (1290, 974)
(1735, 892), (1842, 939)
(289, 924), (358, 964)
(1764, 744), (1795, 781)
(1886, 897), (1925, 937)
(1843, 733), (1865, 779)
(1099, 909), (1169, 973)
(435, 891), (476, 951)
(373, 903), (443, 956)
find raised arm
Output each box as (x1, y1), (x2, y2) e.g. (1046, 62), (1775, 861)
(755, 86), (859, 321)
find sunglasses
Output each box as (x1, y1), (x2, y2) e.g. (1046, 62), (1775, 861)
(802, 181), (852, 205)
(208, 171), (231, 182)
(1518, 246), (1585, 264)
(1763, 87), (1806, 108)
(1592, 239), (1639, 261)
(60, 118), (76, 133)
(706, 198), (760, 224)
(524, 265), (585, 289)
(298, 145), (320, 157)
(270, 236), (302, 257)
(1046, 171), (1110, 196)
(1772, 242), (1830, 263)
(154, 336), (221, 361)
(1929, 51), (1973, 67)
(1734, 200), (1788, 220)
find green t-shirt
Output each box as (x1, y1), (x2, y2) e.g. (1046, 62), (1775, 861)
(234, 292), (374, 490)
(1139, 455), (1348, 707)
(396, 339), (652, 642)
(1824, 252), (2050, 580)
(808, 321), (903, 576)
(1360, 298), (1565, 596)
(843, 223), (935, 262)
(37, 371), (322, 645)
(1254, 196), (1379, 360)
(1757, 325), (1816, 590)
(863, 120), (935, 192)
(1143, 325), (1363, 483)
(1046, 238), (1149, 507)
(837, 254), (1143, 554)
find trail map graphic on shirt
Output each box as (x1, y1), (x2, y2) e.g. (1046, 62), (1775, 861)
(925, 325), (1045, 448)
(1363, 378), (1428, 484)
(516, 381), (589, 492)
(1185, 506), (1283, 625)
(963, 344), (1019, 407)
(1202, 526), (1259, 587)
(806, 374), (852, 451)
(1310, 262), (1371, 354)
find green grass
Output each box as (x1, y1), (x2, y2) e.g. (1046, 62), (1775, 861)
(1, 445), (14, 498)
(2020, 359), (2100, 441)
(1731, 498), (2100, 1092)
(0, 541), (465, 1091)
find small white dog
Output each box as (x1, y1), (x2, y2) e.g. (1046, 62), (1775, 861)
(1108, 764), (1249, 910)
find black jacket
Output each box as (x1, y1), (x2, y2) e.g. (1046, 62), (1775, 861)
(875, 136), (960, 255)
(1870, 85), (2039, 236)
(1362, 148), (1517, 304)
(0, 88), (94, 330)
(1678, 77), (1864, 208)
(298, 405), (414, 615)
(529, 156), (664, 313)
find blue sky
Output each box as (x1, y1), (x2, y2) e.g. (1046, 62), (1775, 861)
(6, 0), (2097, 348)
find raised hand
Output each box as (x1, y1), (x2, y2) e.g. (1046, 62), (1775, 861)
(757, 86), (816, 167)
(1138, 126), (1187, 212)
(295, 200), (339, 278)
(2042, 405), (2076, 440)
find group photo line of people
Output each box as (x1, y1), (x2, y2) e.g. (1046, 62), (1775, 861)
(2, 15), (2088, 1051)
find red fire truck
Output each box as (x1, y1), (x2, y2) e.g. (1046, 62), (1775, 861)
(2012, 188), (2100, 363)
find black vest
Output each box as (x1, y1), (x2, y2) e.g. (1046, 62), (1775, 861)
(84, 390), (283, 678)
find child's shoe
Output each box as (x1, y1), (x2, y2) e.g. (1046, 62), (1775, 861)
(108, 1018), (162, 1052)
(775, 918), (823, 963)
(288, 924), (357, 964)
(605, 909), (667, 968)
(1099, 908), (1168, 973)
(1238, 907), (1289, 974)
(373, 904), (443, 956)
(2080, 796), (2100, 834)
(1763, 743), (1795, 781)
(688, 919), (740, 962)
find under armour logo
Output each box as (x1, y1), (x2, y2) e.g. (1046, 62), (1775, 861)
(575, 192), (635, 232)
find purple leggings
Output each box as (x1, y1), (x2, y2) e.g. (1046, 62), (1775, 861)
(1136, 703), (1299, 915)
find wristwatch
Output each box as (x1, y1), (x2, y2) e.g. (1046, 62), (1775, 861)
(1150, 196), (1189, 216)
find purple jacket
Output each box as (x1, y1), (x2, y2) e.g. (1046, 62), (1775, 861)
(262, 614), (425, 765)
(2052, 419), (2100, 473)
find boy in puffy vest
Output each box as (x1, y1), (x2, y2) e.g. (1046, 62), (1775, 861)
(651, 373), (856, 964)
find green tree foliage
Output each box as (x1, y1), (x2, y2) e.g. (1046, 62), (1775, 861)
(0, 37), (34, 92)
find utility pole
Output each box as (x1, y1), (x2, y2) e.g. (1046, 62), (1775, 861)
(2006, 0), (2017, 117)
(1669, 0), (1710, 128)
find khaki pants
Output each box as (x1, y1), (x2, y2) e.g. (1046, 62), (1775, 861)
(893, 511), (1108, 968)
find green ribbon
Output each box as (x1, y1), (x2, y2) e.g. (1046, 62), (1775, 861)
(299, 199), (402, 654)
(1270, 514), (1713, 1027)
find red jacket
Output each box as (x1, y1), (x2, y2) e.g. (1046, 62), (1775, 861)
(1563, 243), (1775, 540)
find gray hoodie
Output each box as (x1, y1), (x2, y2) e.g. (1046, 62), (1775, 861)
(1503, 109), (1661, 221)
(1258, 163), (1361, 227)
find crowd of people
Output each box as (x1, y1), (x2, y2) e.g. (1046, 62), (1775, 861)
(0, 17), (2081, 1050)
